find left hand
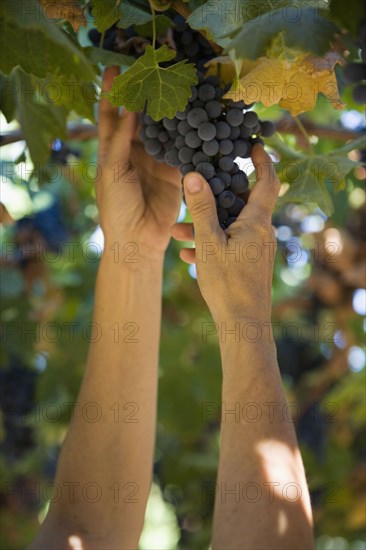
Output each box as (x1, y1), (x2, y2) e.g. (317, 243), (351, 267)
(96, 67), (182, 257)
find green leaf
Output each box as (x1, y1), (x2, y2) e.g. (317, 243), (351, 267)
(13, 69), (67, 167)
(134, 14), (174, 37)
(84, 46), (135, 67)
(117, 0), (153, 29)
(187, 0), (329, 49)
(0, 0), (97, 83)
(276, 154), (358, 215)
(227, 8), (338, 60)
(42, 75), (97, 121)
(91, 0), (122, 32)
(107, 45), (198, 120)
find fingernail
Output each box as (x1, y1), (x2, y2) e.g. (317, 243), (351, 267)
(185, 174), (202, 193)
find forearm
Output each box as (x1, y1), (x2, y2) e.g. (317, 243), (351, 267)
(35, 248), (164, 548)
(212, 334), (314, 550)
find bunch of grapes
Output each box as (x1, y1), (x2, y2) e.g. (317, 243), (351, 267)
(140, 72), (275, 228)
(172, 15), (216, 70)
(342, 18), (366, 105)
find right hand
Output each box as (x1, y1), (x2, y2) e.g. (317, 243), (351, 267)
(171, 145), (280, 324)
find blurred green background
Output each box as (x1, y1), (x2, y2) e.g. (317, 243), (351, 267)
(0, 98), (365, 549)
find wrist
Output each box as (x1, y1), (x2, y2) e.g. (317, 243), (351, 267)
(102, 238), (165, 270)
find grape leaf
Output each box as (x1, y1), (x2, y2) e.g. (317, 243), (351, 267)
(91, 0), (122, 32)
(188, 1), (329, 48)
(276, 154), (359, 215)
(134, 14), (174, 37)
(42, 76), (97, 121)
(224, 50), (344, 116)
(85, 47), (135, 67)
(227, 8), (338, 59)
(0, 0), (96, 83)
(38, 0), (86, 31)
(107, 45), (198, 120)
(13, 69), (67, 167)
(117, 0), (153, 29)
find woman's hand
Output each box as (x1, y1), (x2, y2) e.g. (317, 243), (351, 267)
(171, 145), (280, 324)
(97, 67), (182, 258)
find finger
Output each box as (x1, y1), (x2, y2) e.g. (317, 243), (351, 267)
(183, 172), (220, 239)
(171, 223), (194, 242)
(179, 247), (196, 264)
(108, 110), (139, 177)
(98, 66), (120, 165)
(244, 144), (280, 217)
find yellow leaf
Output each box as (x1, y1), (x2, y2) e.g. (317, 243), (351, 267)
(38, 0), (86, 31)
(205, 56), (259, 85)
(224, 51), (345, 116)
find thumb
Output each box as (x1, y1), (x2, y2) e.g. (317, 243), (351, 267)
(183, 172), (220, 238)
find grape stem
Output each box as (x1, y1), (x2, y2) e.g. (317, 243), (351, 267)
(99, 31), (105, 48)
(171, 0), (222, 55)
(293, 116), (314, 154)
(149, 2), (156, 49)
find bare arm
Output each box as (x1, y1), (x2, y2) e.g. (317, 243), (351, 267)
(172, 145), (314, 549)
(30, 68), (181, 550)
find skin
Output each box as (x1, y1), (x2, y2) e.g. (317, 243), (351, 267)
(172, 159), (314, 549)
(29, 67), (314, 549)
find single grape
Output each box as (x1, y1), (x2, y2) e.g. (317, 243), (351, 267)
(187, 107), (208, 128)
(219, 139), (234, 155)
(243, 111), (259, 128)
(202, 139), (219, 156)
(192, 99), (205, 108)
(175, 135), (186, 149)
(216, 171), (231, 186)
(229, 126), (240, 140)
(230, 172), (249, 193)
(192, 151), (210, 166)
(146, 125), (160, 138)
(252, 123), (261, 134)
(185, 130), (202, 148)
(198, 122), (216, 141)
(205, 100), (222, 118)
(218, 156), (235, 171)
(198, 83), (216, 102)
(164, 148), (180, 166)
(239, 125), (252, 139)
(145, 139), (162, 156)
(216, 121), (231, 139)
(226, 108), (244, 127)
(260, 120), (276, 137)
(209, 177), (225, 195)
(175, 106), (190, 120)
(163, 117), (178, 131)
(178, 120), (191, 135)
(178, 146), (195, 164)
(196, 162), (215, 180)
(232, 140), (249, 157)
(158, 131), (169, 144)
(218, 190), (236, 208)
